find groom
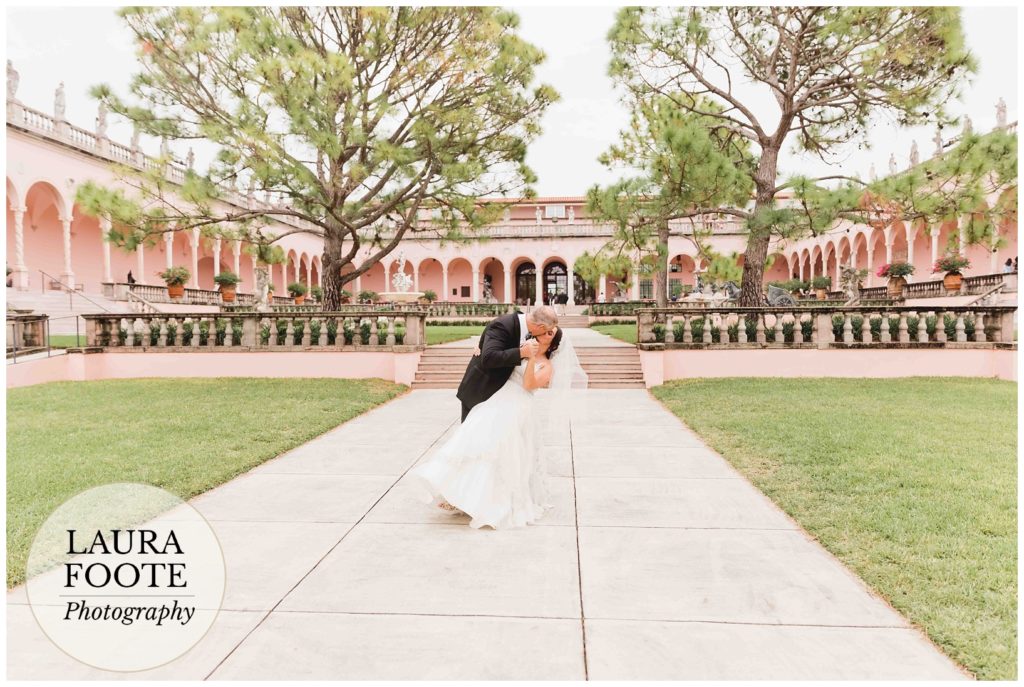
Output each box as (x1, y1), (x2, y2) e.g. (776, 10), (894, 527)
(456, 305), (559, 423)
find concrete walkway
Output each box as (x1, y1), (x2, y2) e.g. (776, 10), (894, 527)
(6, 388), (966, 679)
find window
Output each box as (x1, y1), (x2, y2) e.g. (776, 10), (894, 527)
(544, 204), (566, 219)
(640, 279), (653, 300)
(460, 286), (470, 297)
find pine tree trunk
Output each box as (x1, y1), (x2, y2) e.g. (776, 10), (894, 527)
(655, 218), (670, 309)
(738, 147), (780, 307)
(321, 229), (346, 311)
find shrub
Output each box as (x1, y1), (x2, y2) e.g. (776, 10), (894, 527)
(213, 271), (242, 287)
(275, 318), (288, 345)
(933, 254), (971, 273)
(259, 322), (271, 345)
(309, 318), (322, 343)
(310, 286), (323, 301)
(811, 276), (833, 289)
(423, 289), (438, 303)
(181, 321), (193, 346)
(394, 320), (406, 344)
(287, 282), (308, 297)
(158, 266), (190, 286)
(326, 318), (338, 345)
(652, 323), (665, 343)
(360, 318), (372, 344)
(358, 290), (378, 304)
(198, 319), (210, 346)
(165, 321), (177, 345)
(292, 318), (305, 345)
(876, 262), (915, 279)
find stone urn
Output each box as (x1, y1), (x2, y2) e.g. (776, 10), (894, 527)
(886, 276), (907, 298)
(294, 294), (306, 305)
(815, 288), (828, 300)
(219, 285), (236, 303)
(943, 271), (963, 294)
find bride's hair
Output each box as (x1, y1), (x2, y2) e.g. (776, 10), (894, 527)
(543, 328), (563, 359)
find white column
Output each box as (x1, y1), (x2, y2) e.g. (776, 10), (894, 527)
(442, 264), (449, 301)
(630, 271), (640, 300)
(990, 226), (1000, 273)
(13, 206), (28, 289)
(164, 233), (174, 270)
(834, 253), (842, 288)
(306, 260), (312, 286)
(567, 262), (576, 306)
(317, 263), (323, 287)
(503, 267), (511, 304)
(535, 265), (543, 306)
(906, 229), (916, 279)
(866, 244), (875, 287)
(354, 274), (362, 293)
(413, 261), (420, 292)
(60, 216), (75, 287)
(190, 228), (200, 288)
(599, 274), (607, 302)
(958, 220), (967, 254)
(232, 240), (241, 276)
(383, 262), (391, 293)
(930, 227), (940, 265)
(213, 239), (222, 277)
(884, 227), (894, 264)
(136, 245), (145, 284)
(472, 268), (480, 302)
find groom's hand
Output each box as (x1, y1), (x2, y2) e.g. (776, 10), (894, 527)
(519, 340), (539, 359)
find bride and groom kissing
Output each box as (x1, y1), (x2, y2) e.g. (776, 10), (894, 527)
(409, 306), (586, 530)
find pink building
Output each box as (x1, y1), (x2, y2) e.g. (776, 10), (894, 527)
(6, 75), (1017, 306)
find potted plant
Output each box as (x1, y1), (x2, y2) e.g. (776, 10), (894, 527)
(310, 285), (323, 303)
(213, 271), (242, 303)
(876, 262), (915, 298)
(287, 281), (308, 304)
(810, 276), (832, 300)
(418, 289), (438, 306)
(158, 266), (191, 299)
(933, 254), (971, 293)
(357, 289), (378, 305)
(339, 288), (352, 304)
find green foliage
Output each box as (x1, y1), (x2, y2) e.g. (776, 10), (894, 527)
(158, 266), (190, 286)
(287, 282), (308, 297)
(357, 290), (378, 304)
(213, 271), (242, 287)
(422, 289), (438, 303)
(934, 253), (972, 273)
(310, 286), (323, 301)
(811, 276), (833, 289)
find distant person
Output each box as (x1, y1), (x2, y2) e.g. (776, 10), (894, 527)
(127, 270), (136, 285)
(1003, 258), (1014, 274)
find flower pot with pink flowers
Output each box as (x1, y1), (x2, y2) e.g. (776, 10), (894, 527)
(933, 254), (971, 293)
(877, 262), (915, 298)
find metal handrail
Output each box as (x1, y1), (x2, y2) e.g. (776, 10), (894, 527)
(37, 270), (112, 313)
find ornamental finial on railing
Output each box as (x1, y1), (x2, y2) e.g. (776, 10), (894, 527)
(96, 101), (108, 138)
(932, 127), (944, 156)
(909, 140), (919, 167)
(7, 60), (18, 101)
(888, 153), (897, 175)
(54, 81), (66, 120)
(996, 98), (1007, 128)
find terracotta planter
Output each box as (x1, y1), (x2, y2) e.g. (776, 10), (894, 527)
(943, 271), (963, 293)
(886, 276), (907, 298)
(167, 283), (185, 299)
(219, 286), (236, 303)
(815, 288), (827, 300)
(294, 294), (306, 305)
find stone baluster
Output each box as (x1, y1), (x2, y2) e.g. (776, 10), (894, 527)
(897, 312), (909, 343)
(664, 315), (674, 344)
(933, 311), (947, 344)
(318, 319), (328, 346)
(916, 310), (929, 343)
(973, 311), (986, 343)
(701, 315), (713, 344)
(285, 319), (295, 347)
(134, 318), (146, 347)
(207, 318), (217, 348)
(860, 312), (872, 343)
(755, 313), (766, 343)
(300, 318), (310, 346)
(954, 313), (966, 342)
(997, 309), (1014, 344)
(225, 319), (234, 347)
(774, 313), (785, 344)
(737, 314), (748, 344)
(682, 315), (693, 343)
(370, 318), (380, 346)
(842, 312), (854, 343)
(879, 312), (891, 343)
(791, 313), (803, 344)
(386, 317), (396, 346)
(158, 318), (168, 347)
(125, 317), (135, 347)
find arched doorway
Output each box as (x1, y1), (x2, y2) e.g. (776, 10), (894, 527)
(573, 272), (596, 304)
(515, 262), (536, 304)
(543, 261), (568, 304)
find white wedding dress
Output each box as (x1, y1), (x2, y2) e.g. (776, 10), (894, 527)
(408, 358), (554, 529)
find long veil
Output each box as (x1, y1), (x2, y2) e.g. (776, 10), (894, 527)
(538, 329), (588, 439)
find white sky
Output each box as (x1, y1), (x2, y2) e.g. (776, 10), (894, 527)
(5, 5), (1019, 197)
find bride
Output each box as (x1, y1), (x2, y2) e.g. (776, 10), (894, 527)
(408, 325), (586, 529)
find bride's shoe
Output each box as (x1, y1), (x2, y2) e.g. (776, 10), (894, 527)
(437, 500), (465, 515)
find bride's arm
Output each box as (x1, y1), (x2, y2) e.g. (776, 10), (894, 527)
(523, 357), (553, 391)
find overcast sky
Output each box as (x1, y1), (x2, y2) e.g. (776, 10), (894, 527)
(6, 5), (1018, 197)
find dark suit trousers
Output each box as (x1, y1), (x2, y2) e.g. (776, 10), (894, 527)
(461, 401), (472, 424)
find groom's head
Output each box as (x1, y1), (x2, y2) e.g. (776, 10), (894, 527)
(525, 306), (558, 338)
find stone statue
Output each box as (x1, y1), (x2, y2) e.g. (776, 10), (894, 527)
(568, 207), (575, 224)
(996, 98), (1007, 128)
(869, 163), (876, 181)
(159, 137), (169, 158)
(888, 153), (897, 175)
(54, 82), (66, 120)
(933, 128), (944, 156)
(909, 140), (919, 166)
(185, 147), (194, 169)
(839, 264), (865, 304)
(7, 60), (18, 101)
(95, 101), (108, 137)
(130, 124), (140, 152)
(502, 207), (511, 222)
(962, 115), (973, 137)
(535, 206), (543, 224)
(390, 251), (413, 292)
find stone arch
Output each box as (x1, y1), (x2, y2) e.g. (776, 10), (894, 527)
(446, 257), (473, 301)
(479, 256), (506, 302)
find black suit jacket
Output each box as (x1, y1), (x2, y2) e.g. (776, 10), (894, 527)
(456, 311), (523, 411)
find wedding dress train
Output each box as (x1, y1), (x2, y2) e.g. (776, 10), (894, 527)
(408, 358), (554, 529)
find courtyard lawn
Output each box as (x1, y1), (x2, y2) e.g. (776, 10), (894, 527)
(426, 324), (485, 346)
(6, 377), (406, 588)
(48, 334), (85, 348)
(651, 377), (1017, 680)
(591, 323), (636, 344)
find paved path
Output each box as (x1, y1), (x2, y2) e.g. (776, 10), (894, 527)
(6, 388), (966, 679)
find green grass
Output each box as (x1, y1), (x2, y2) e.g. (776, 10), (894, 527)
(6, 377), (406, 588)
(48, 335), (86, 348)
(591, 323), (637, 344)
(651, 377), (1017, 680)
(426, 324), (485, 345)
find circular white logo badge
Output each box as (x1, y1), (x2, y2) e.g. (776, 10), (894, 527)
(25, 483), (226, 672)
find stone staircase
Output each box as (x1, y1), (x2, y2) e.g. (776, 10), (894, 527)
(5, 288), (131, 335)
(557, 314), (591, 328)
(411, 345), (646, 389)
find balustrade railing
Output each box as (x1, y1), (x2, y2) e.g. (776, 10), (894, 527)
(102, 282), (258, 306)
(637, 305), (1016, 349)
(860, 271), (1015, 300)
(81, 310), (427, 350)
